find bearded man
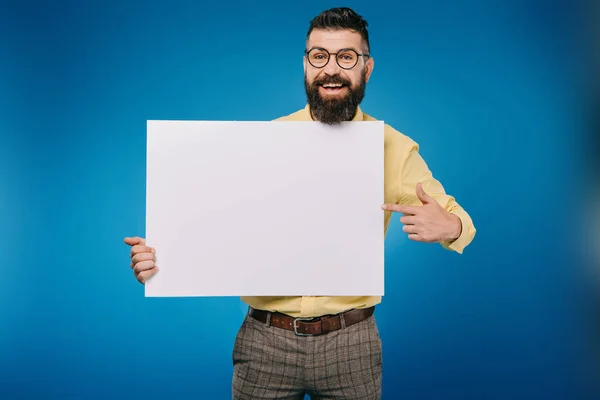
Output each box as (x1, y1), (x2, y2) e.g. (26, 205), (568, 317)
(125, 7), (476, 400)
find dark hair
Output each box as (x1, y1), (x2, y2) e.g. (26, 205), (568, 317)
(307, 7), (370, 52)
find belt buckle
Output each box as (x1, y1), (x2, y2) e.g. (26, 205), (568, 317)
(293, 317), (316, 336)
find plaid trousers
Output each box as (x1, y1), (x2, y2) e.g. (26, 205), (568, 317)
(232, 310), (383, 399)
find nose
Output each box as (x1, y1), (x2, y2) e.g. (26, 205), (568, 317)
(323, 55), (341, 75)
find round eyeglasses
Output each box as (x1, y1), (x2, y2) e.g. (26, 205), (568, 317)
(305, 47), (370, 70)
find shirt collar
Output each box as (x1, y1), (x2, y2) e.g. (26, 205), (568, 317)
(302, 104), (365, 122)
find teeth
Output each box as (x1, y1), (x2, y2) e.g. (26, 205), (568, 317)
(323, 83), (343, 88)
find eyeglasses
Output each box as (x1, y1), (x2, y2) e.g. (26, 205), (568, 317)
(305, 47), (370, 70)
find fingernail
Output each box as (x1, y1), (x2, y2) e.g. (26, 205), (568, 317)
(151, 248), (155, 254)
(381, 205), (387, 210)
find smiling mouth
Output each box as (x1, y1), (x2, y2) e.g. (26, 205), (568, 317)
(319, 83), (348, 94)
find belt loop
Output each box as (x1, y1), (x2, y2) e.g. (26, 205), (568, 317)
(265, 312), (272, 327)
(339, 312), (346, 329)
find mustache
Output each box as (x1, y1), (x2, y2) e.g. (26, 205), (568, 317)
(312, 75), (351, 86)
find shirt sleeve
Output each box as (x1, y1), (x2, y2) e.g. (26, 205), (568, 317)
(397, 143), (476, 254)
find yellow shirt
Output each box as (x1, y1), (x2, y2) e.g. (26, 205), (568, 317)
(241, 105), (476, 317)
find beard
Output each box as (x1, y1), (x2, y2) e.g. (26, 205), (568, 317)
(304, 71), (367, 125)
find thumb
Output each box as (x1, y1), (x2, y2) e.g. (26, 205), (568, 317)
(416, 182), (434, 204)
(124, 236), (146, 246)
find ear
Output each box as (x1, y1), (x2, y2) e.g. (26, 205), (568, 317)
(303, 55), (307, 74)
(364, 57), (374, 82)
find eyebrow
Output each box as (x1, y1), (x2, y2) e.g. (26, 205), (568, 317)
(307, 46), (362, 53)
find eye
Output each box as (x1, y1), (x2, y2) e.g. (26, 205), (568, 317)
(308, 48), (330, 59)
(337, 51), (356, 61)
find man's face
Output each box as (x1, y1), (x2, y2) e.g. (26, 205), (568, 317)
(304, 29), (374, 125)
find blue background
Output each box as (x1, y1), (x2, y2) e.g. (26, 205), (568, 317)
(0, 0), (595, 399)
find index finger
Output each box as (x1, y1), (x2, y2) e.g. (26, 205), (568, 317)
(381, 204), (420, 214)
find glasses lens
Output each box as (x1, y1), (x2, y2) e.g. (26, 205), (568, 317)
(336, 49), (358, 69)
(308, 49), (329, 68)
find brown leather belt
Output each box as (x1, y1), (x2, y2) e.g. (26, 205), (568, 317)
(248, 306), (375, 336)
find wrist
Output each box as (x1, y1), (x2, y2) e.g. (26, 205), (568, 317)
(447, 213), (462, 241)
